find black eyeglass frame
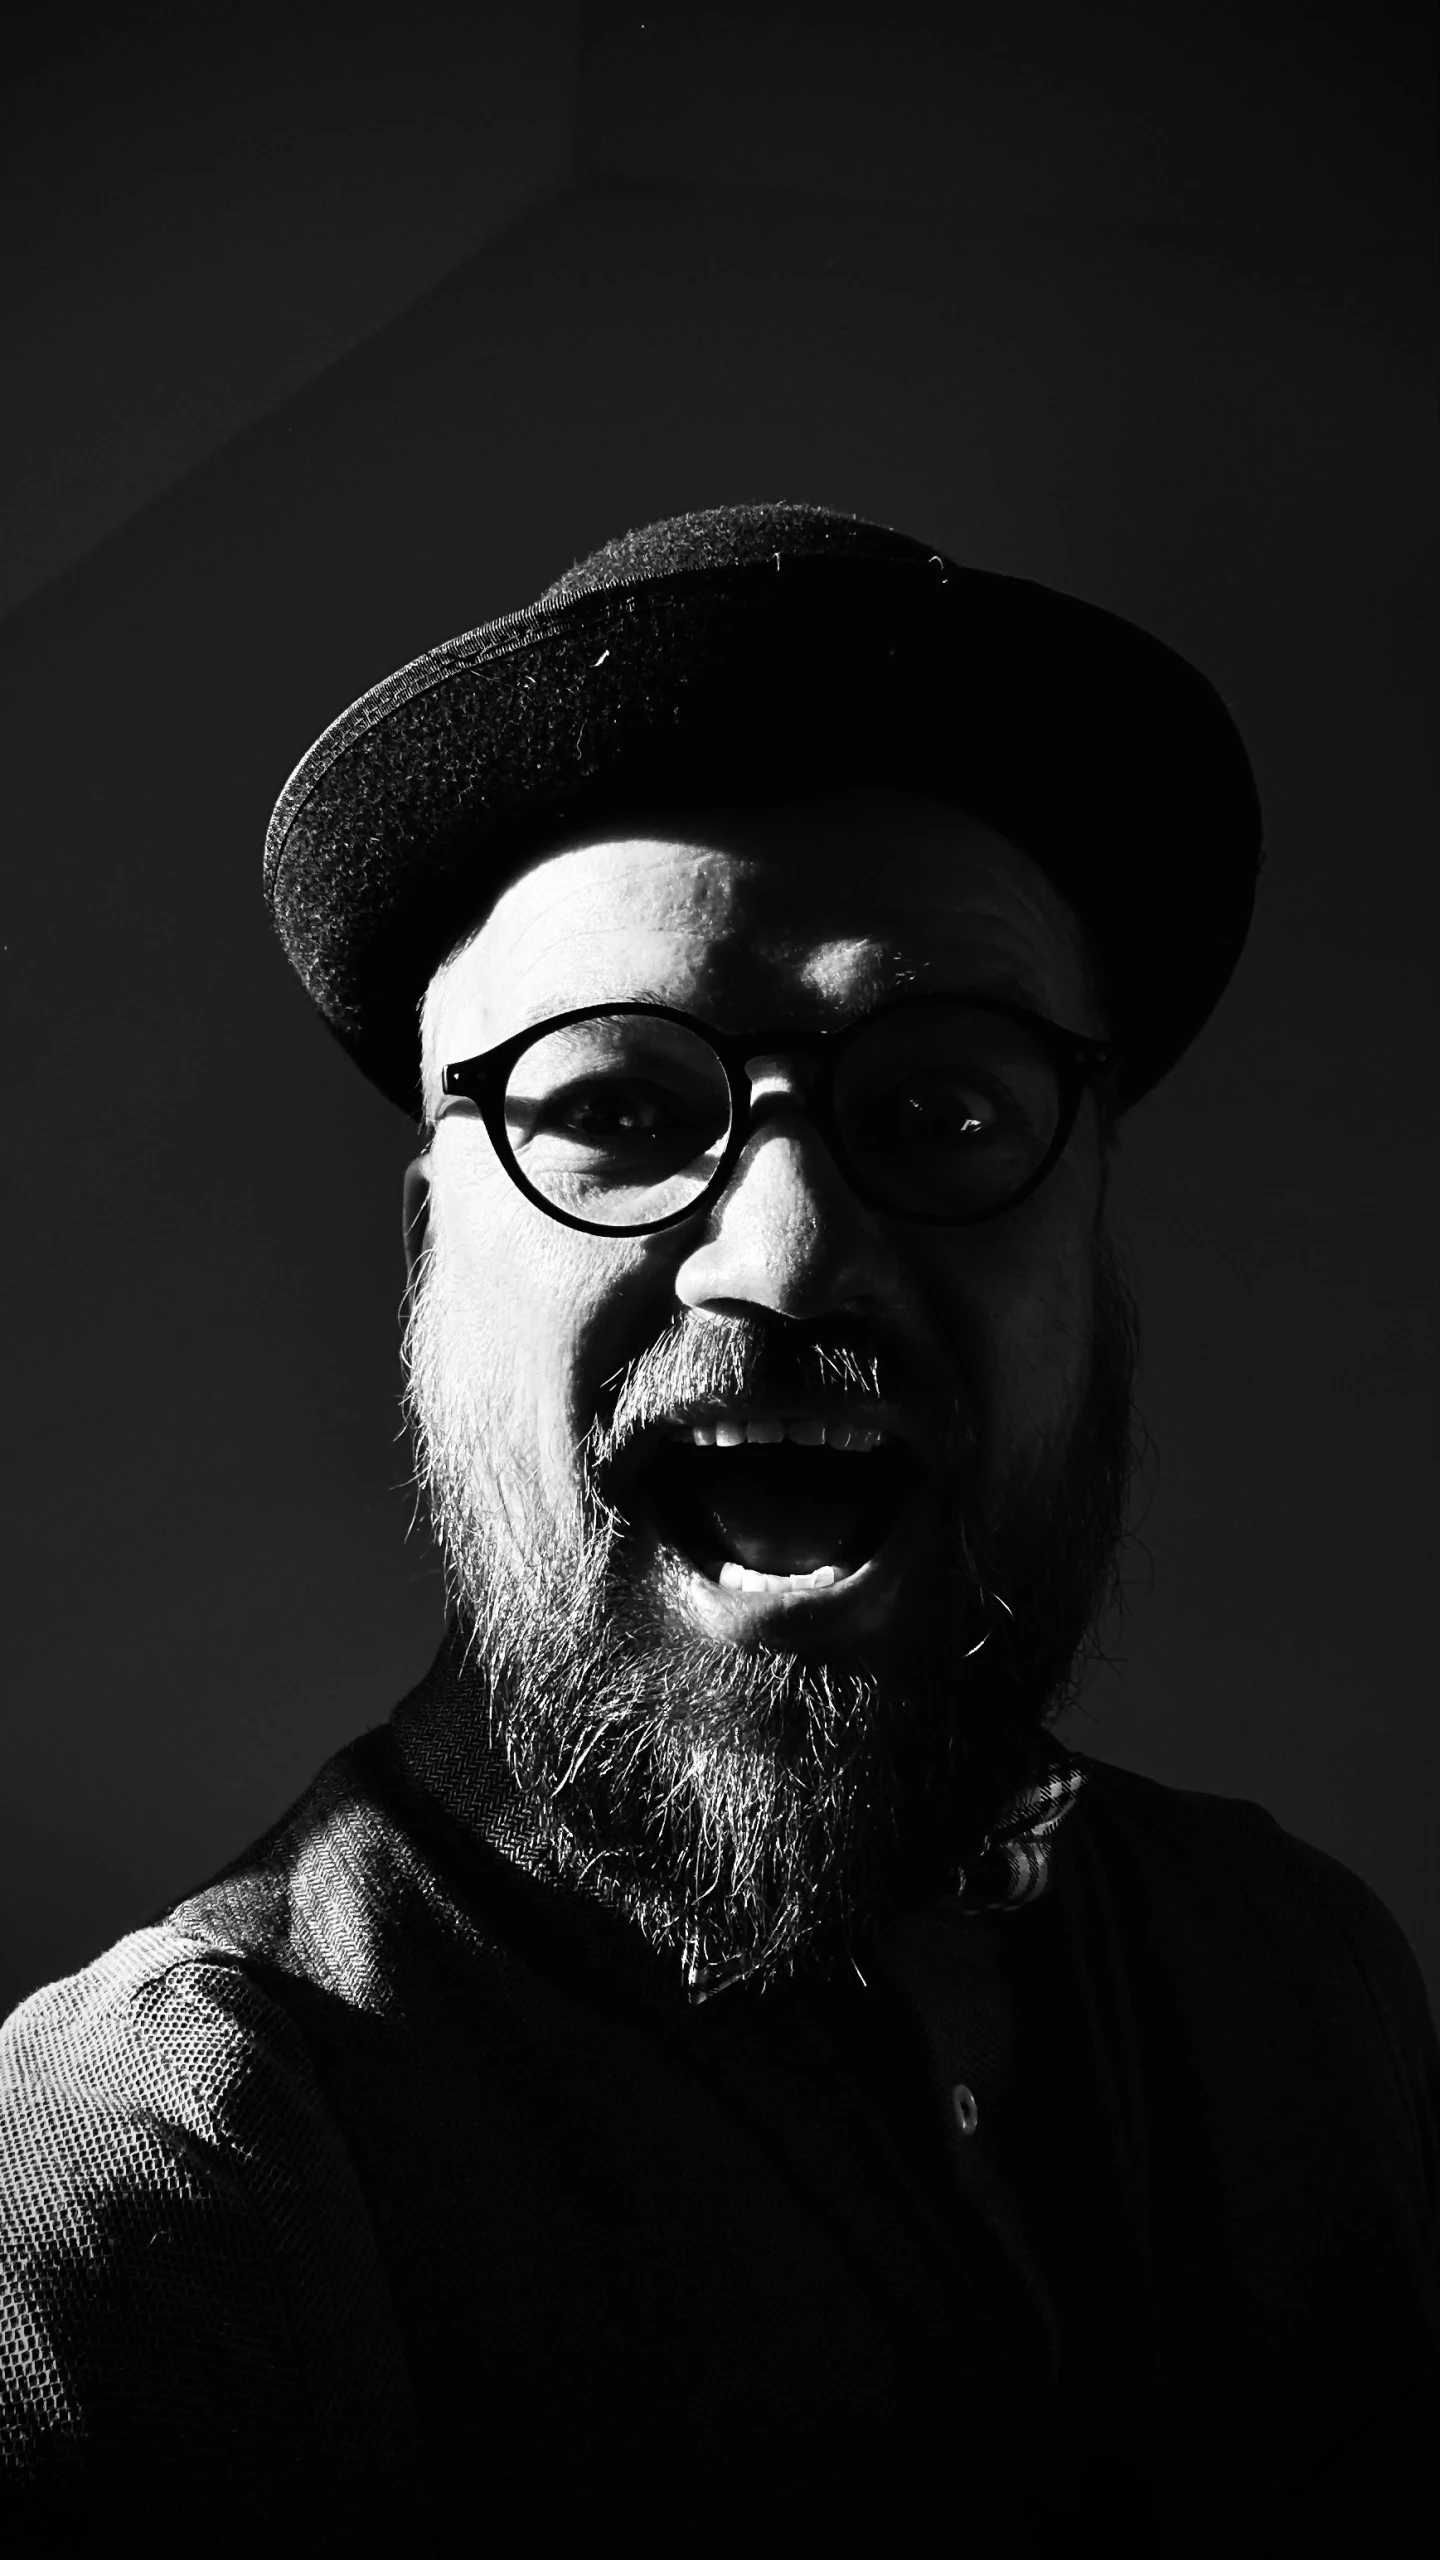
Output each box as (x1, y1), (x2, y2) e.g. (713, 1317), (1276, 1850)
(436, 993), (1117, 1239)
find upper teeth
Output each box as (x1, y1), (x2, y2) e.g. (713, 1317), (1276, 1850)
(663, 1417), (888, 1451)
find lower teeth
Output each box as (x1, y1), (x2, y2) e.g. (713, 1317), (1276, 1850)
(716, 1561), (850, 1594)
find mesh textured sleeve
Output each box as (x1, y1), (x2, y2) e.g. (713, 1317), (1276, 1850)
(0, 1925), (419, 2556)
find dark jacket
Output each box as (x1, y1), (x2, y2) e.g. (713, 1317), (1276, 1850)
(2, 1645), (1436, 2556)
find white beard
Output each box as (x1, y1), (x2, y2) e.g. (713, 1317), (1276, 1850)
(399, 1206), (1141, 1990)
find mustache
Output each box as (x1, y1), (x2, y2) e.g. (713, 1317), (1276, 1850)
(587, 1309), (977, 1478)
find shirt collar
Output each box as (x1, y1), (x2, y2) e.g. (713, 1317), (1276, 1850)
(682, 1751), (1089, 2004)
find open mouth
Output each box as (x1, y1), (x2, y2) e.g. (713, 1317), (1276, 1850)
(631, 1436), (922, 1593)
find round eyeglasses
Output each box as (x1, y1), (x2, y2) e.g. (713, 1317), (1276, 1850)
(435, 994), (1116, 1238)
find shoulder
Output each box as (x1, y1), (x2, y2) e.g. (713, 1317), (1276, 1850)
(1, 1915), (328, 2174)
(1071, 1753), (1440, 2136)
(1065, 1755), (1440, 2481)
(1, 1735), (400, 2205)
(0, 1729), (420, 2279)
(1076, 1754), (1428, 1981)
(0, 1746), (420, 2519)
(0, 1927), (309, 2500)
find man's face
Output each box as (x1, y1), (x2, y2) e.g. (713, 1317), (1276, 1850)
(402, 790), (1140, 1989)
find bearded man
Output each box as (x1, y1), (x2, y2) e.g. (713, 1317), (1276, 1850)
(2, 506), (1435, 2553)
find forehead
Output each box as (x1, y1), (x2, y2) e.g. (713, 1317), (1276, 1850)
(426, 791), (1098, 1059)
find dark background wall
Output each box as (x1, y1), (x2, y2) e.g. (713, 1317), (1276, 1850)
(2, 0), (1434, 2021)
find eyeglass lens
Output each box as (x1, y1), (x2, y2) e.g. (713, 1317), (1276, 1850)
(501, 1004), (1062, 1229)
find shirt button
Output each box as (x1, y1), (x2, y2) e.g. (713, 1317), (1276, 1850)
(952, 2082), (978, 2137)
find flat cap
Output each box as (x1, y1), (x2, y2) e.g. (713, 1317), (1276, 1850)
(264, 501), (1264, 1120)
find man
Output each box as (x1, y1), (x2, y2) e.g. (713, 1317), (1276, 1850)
(2, 505), (1435, 2552)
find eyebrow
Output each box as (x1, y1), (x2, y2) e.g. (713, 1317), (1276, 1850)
(508, 970), (1050, 1036)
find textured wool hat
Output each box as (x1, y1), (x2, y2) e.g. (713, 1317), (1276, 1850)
(264, 501), (1264, 1121)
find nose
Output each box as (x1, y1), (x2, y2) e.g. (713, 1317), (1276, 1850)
(673, 1055), (902, 1322)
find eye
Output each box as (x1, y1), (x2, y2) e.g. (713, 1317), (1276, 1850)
(848, 1073), (1013, 1149)
(504, 1017), (733, 1161)
(900, 1077), (996, 1132)
(539, 1077), (707, 1142)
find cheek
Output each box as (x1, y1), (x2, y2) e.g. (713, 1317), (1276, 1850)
(987, 1244), (1093, 1433)
(916, 1178), (1097, 1465)
(430, 1145), (656, 1476)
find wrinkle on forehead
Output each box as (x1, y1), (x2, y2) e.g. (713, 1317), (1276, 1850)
(420, 795), (1102, 1112)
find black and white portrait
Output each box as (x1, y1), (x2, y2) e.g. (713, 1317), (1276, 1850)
(2, 4), (1433, 2547)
